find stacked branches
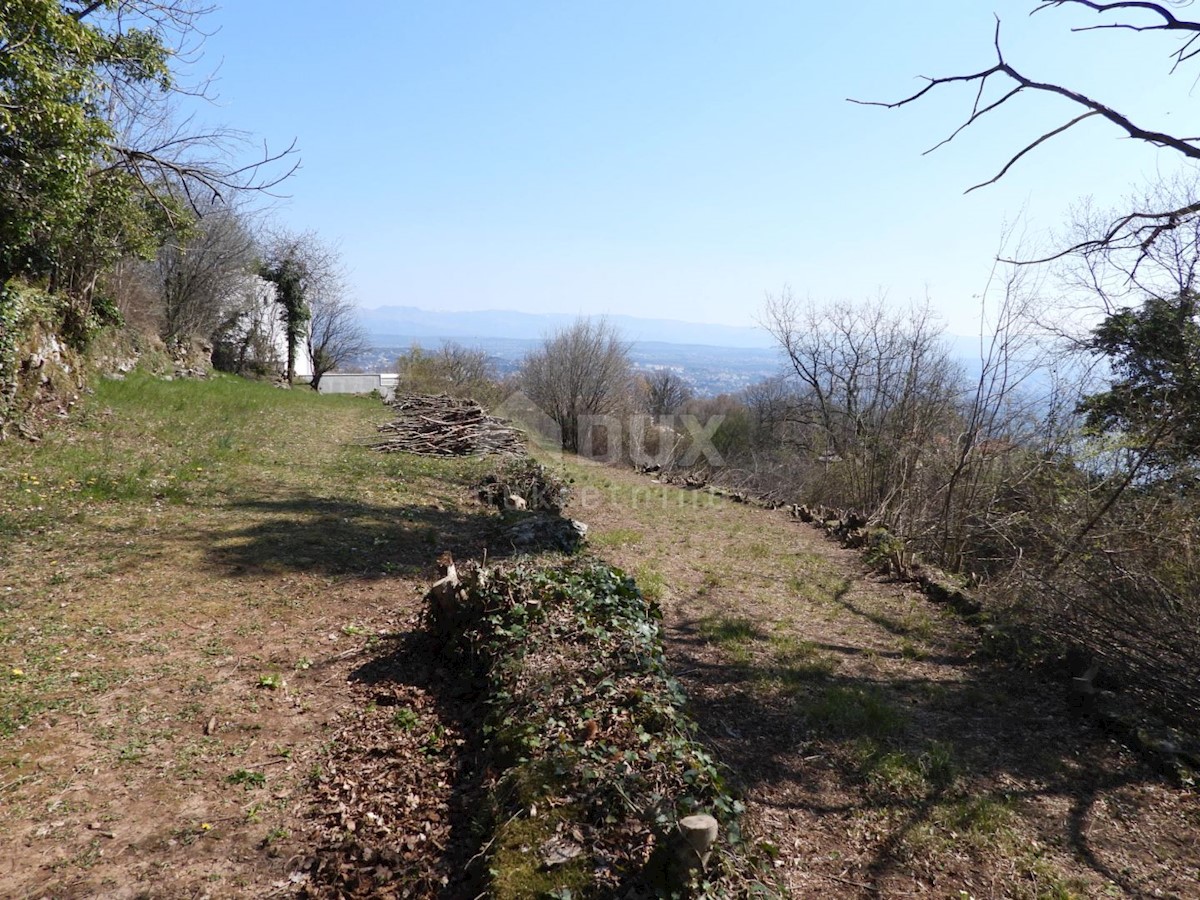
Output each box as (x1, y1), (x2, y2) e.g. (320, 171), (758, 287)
(373, 394), (525, 457)
(431, 560), (773, 897)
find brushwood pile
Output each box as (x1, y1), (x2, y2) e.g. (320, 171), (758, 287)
(432, 560), (778, 898)
(373, 394), (526, 457)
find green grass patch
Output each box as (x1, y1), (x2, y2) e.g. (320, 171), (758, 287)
(226, 768), (267, 790)
(898, 608), (936, 641)
(921, 794), (1017, 852)
(698, 615), (761, 648)
(787, 570), (850, 607)
(633, 564), (666, 602)
(853, 739), (958, 800)
(802, 684), (906, 741)
(761, 633), (837, 689)
(589, 527), (643, 549)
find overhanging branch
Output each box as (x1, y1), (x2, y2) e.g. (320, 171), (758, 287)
(852, 10), (1200, 263)
(1036, 1), (1200, 69)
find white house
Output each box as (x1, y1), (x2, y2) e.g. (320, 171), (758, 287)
(215, 274), (313, 381)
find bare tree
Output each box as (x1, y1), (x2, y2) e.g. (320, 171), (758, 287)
(433, 343), (496, 390)
(307, 282), (369, 391)
(156, 200), (256, 340)
(741, 374), (806, 451)
(520, 318), (632, 454)
(763, 290), (960, 522)
(936, 252), (1063, 570)
(637, 369), (692, 418)
(1056, 176), (1200, 319)
(82, 0), (299, 217)
(209, 274), (282, 377)
(394, 342), (499, 401)
(856, 2), (1200, 265)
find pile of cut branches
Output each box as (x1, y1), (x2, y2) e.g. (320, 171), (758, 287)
(434, 560), (779, 898)
(373, 394), (525, 457)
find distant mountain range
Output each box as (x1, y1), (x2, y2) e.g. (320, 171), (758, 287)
(357, 306), (778, 350)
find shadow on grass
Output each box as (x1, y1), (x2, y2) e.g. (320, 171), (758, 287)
(197, 494), (503, 577)
(350, 628), (489, 899)
(667, 590), (1174, 899)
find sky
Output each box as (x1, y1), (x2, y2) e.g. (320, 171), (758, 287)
(180, 1), (1196, 335)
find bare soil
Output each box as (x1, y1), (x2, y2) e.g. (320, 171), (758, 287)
(567, 461), (1200, 899)
(2, 385), (1197, 899)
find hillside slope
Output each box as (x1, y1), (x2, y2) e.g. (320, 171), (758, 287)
(564, 460), (1199, 898)
(0, 379), (1194, 898)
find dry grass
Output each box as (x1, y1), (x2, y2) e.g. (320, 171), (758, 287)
(0, 374), (496, 897)
(3, 385), (1197, 899)
(565, 459), (1200, 899)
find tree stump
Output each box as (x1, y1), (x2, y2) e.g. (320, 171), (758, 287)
(674, 813), (719, 872)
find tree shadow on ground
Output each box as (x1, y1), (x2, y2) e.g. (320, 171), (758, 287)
(330, 626), (489, 899)
(195, 494), (503, 578)
(666, 579), (1180, 899)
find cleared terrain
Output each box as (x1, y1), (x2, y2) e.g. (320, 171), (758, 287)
(0, 376), (1195, 898)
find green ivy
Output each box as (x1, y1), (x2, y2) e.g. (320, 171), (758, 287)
(441, 560), (780, 898)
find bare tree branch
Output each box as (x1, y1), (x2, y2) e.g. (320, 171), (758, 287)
(967, 111), (1102, 194)
(855, 19), (1200, 162)
(854, 9), (1200, 265)
(1036, 1), (1200, 69)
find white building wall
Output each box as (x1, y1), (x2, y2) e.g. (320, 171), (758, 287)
(318, 373), (398, 401)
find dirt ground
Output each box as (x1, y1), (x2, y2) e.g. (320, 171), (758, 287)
(1, 385), (1197, 898)
(567, 461), (1200, 899)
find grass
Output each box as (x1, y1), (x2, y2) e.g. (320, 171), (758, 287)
(854, 739), (958, 800)
(589, 527), (643, 548)
(226, 769), (267, 790)
(633, 564), (666, 602)
(697, 615), (760, 647)
(0, 372), (499, 896)
(3, 375), (1177, 897)
(802, 684), (905, 741)
(765, 633), (838, 686)
(542, 454), (1156, 898)
(914, 793), (1018, 853)
(697, 614), (760, 666)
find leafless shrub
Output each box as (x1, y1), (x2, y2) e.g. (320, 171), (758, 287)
(520, 318), (632, 454)
(395, 343), (501, 405)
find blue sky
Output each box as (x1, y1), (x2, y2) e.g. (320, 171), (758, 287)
(186, 2), (1193, 334)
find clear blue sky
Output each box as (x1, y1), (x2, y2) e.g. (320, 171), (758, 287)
(185, 1), (1193, 334)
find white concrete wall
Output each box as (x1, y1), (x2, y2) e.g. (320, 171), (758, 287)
(319, 373), (398, 401)
(219, 274), (313, 379)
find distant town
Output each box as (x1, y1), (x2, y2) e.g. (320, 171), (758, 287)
(343, 306), (785, 395)
(350, 335), (780, 396)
